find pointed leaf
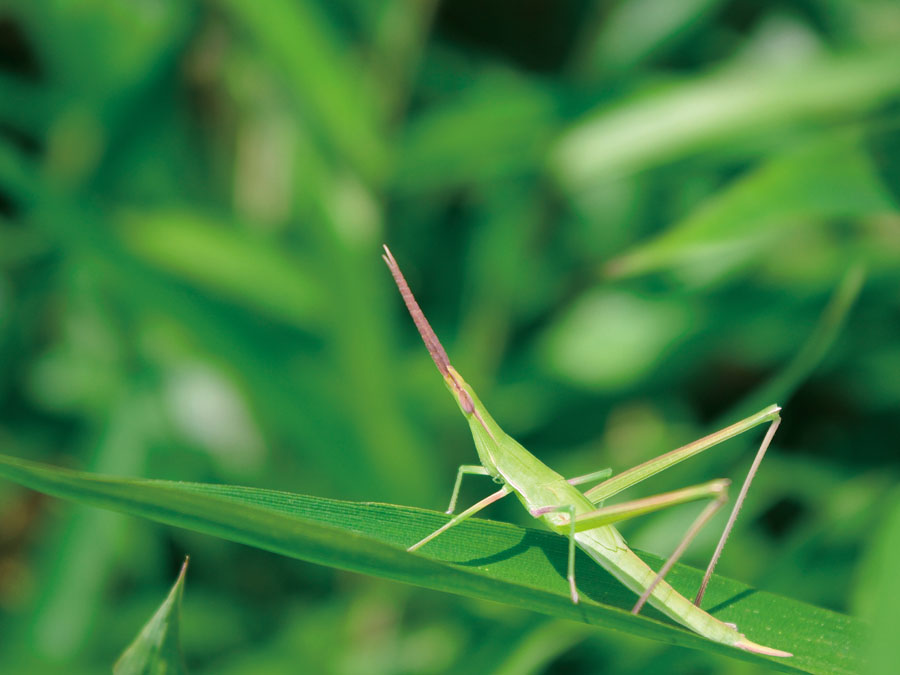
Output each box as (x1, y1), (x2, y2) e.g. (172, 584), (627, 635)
(114, 559), (189, 675)
(0, 453), (863, 674)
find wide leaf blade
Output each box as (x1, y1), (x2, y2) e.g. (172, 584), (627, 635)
(0, 453), (861, 674)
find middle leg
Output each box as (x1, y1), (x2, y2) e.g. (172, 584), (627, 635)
(531, 504), (579, 604)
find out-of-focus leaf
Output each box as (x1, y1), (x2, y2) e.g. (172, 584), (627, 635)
(114, 558), (188, 675)
(118, 209), (325, 331)
(579, 0), (724, 72)
(865, 116), (900, 207)
(0, 137), (39, 205)
(12, 0), (194, 187)
(538, 289), (694, 390)
(854, 490), (900, 675)
(0, 452), (864, 674)
(26, 192), (414, 502)
(18, 0), (192, 97)
(394, 69), (555, 191)
(0, 71), (52, 137)
(30, 392), (154, 660)
(603, 132), (895, 282)
(220, 0), (388, 182)
(728, 263), (866, 421)
(489, 619), (591, 675)
(552, 48), (900, 190)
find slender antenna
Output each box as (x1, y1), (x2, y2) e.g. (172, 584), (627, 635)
(382, 245), (451, 377)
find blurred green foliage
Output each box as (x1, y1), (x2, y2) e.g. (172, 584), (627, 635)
(0, 1), (898, 673)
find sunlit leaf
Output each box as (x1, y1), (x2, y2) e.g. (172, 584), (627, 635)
(603, 132), (894, 282)
(552, 48), (900, 190)
(0, 453), (864, 674)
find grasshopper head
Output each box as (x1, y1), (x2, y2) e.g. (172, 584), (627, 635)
(445, 366), (497, 443)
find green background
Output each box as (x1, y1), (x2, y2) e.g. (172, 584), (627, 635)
(1, 1), (899, 673)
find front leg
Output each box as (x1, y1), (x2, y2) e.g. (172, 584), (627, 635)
(408, 485), (511, 553)
(446, 465), (491, 514)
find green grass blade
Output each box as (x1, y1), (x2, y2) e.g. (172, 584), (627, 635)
(552, 47), (900, 190)
(856, 490), (900, 675)
(394, 71), (555, 192)
(118, 208), (325, 331)
(727, 263), (867, 422)
(0, 453), (862, 674)
(602, 131), (892, 282)
(114, 559), (189, 675)
(577, 0), (722, 73)
(220, 0), (388, 183)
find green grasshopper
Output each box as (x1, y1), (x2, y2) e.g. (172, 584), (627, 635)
(383, 245), (791, 657)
